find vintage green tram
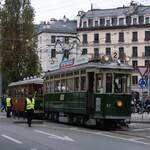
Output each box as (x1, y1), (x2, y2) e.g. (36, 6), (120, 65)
(44, 58), (133, 126)
(8, 77), (44, 117)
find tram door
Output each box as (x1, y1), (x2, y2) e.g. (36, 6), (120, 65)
(87, 72), (94, 113)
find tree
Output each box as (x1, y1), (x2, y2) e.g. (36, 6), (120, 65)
(0, 0), (41, 92)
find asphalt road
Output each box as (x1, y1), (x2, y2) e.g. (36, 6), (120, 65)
(0, 114), (150, 150)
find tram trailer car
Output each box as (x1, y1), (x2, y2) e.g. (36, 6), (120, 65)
(44, 59), (133, 126)
(8, 78), (44, 118)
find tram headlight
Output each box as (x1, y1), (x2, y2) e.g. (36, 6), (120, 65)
(116, 100), (123, 107)
(125, 56), (130, 62)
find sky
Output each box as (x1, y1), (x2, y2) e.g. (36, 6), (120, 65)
(31, 0), (150, 24)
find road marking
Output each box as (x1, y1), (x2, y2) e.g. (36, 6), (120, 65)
(69, 128), (150, 146)
(34, 129), (74, 142)
(132, 128), (150, 131)
(1, 134), (22, 144)
(30, 148), (38, 150)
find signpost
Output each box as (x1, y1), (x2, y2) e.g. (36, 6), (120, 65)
(137, 66), (148, 119)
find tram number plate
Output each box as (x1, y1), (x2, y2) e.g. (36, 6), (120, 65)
(95, 97), (101, 112)
(60, 94), (64, 100)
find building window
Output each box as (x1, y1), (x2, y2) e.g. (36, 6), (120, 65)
(126, 16), (131, 25)
(105, 33), (111, 43)
(94, 33), (99, 43)
(83, 34), (88, 44)
(145, 60), (150, 67)
(51, 36), (56, 43)
(81, 49), (87, 55)
(132, 60), (138, 68)
(88, 19), (93, 27)
(145, 17), (150, 24)
(106, 20), (110, 26)
(94, 48), (99, 58)
(106, 47), (111, 55)
(119, 47), (124, 60)
(145, 46), (150, 57)
(95, 21), (98, 27)
(133, 18), (137, 25)
(64, 37), (69, 44)
(112, 18), (117, 26)
(100, 18), (105, 26)
(51, 49), (56, 58)
(139, 16), (144, 24)
(132, 47), (138, 57)
(132, 76), (138, 85)
(145, 31), (150, 41)
(83, 21), (87, 28)
(132, 32), (138, 42)
(119, 18), (124, 26)
(119, 32), (124, 42)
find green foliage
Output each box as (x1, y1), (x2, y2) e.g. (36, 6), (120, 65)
(0, 0), (41, 92)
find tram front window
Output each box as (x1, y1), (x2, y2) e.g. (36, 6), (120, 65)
(114, 74), (128, 93)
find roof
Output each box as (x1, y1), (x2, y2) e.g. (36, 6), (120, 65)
(83, 5), (150, 18)
(45, 61), (133, 77)
(8, 78), (43, 87)
(38, 20), (77, 34)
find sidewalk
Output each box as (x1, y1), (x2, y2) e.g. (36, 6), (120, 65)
(130, 113), (150, 123)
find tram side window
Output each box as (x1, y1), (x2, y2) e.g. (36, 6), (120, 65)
(96, 74), (103, 93)
(114, 74), (128, 93)
(54, 80), (61, 92)
(50, 81), (54, 92)
(74, 77), (79, 91)
(81, 76), (86, 91)
(61, 79), (66, 92)
(106, 73), (112, 93)
(66, 78), (74, 92)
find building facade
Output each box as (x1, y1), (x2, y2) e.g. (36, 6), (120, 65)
(76, 2), (150, 96)
(36, 17), (78, 72)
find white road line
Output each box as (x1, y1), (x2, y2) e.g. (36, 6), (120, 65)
(30, 148), (38, 150)
(1, 134), (22, 144)
(70, 128), (150, 146)
(132, 128), (150, 131)
(34, 130), (74, 142)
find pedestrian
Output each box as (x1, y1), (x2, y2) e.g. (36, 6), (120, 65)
(25, 93), (35, 127)
(1, 95), (6, 112)
(6, 94), (12, 118)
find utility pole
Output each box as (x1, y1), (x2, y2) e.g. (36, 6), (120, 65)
(148, 66), (150, 97)
(0, 57), (2, 108)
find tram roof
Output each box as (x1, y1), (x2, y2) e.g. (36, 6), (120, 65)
(8, 78), (43, 87)
(45, 61), (133, 77)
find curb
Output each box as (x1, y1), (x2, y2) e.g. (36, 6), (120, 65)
(130, 120), (150, 124)
(13, 120), (43, 124)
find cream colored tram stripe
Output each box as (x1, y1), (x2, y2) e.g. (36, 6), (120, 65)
(1, 134), (22, 144)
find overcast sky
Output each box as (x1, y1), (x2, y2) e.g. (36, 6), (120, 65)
(31, 0), (150, 23)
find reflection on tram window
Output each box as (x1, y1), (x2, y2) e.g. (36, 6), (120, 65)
(54, 80), (61, 92)
(106, 73), (112, 93)
(61, 79), (66, 92)
(96, 74), (103, 93)
(114, 74), (128, 93)
(66, 78), (74, 92)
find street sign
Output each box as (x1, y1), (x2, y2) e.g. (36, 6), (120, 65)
(137, 66), (148, 77)
(139, 78), (147, 88)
